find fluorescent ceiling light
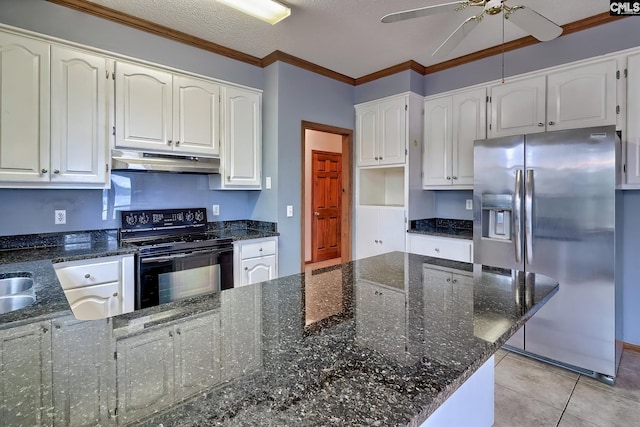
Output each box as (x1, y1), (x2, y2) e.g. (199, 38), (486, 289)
(217, 0), (291, 25)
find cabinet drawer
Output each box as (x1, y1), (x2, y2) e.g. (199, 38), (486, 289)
(240, 239), (276, 259)
(54, 257), (122, 290)
(406, 234), (473, 263)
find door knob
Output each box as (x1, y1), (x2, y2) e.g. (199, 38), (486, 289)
(314, 212), (320, 216)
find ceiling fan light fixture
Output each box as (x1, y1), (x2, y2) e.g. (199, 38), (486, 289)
(216, 0), (291, 25)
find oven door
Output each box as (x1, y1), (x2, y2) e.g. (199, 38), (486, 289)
(137, 247), (233, 309)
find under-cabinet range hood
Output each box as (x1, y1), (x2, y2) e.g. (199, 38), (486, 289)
(111, 149), (220, 174)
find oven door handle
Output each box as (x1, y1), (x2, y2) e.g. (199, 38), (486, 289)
(140, 248), (232, 264)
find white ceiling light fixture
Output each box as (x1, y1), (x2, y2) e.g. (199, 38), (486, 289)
(216, 0), (291, 25)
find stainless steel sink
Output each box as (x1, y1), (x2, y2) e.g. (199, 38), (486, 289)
(0, 295), (36, 314)
(0, 277), (34, 296)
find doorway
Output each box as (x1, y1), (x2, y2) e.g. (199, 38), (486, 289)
(301, 121), (353, 272)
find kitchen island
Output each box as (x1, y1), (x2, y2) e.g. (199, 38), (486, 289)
(0, 249), (557, 426)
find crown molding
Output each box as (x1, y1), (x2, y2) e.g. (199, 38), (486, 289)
(46, 2), (627, 86)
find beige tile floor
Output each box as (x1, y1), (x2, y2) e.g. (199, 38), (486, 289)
(494, 348), (640, 427)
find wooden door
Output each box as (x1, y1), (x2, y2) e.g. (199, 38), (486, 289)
(311, 150), (342, 262)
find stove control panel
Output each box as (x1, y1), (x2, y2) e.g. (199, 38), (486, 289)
(120, 208), (208, 231)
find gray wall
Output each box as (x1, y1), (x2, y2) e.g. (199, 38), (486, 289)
(434, 191), (473, 221)
(354, 69), (424, 104)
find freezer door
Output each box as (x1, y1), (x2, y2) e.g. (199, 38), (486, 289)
(473, 134), (525, 271)
(523, 126), (616, 377)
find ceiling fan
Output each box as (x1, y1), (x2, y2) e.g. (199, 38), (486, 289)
(381, 0), (563, 57)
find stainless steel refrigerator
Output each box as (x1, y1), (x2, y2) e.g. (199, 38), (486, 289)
(473, 125), (622, 383)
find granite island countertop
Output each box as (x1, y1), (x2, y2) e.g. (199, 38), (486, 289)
(125, 252), (557, 427)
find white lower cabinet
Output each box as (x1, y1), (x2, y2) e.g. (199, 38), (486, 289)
(355, 206), (406, 259)
(115, 311), (221, 424)
(233, 237), (278, 287)
(406, 233), (473, 263)
(53, 254), (135, 320)
(0, 321), (53, 427)
(221, 285), (262, 381)
(51, 316), (114, 427)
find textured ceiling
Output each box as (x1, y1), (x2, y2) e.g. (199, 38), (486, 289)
(86, 0), (611, 78)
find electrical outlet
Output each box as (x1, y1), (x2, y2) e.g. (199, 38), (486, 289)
(212, 205), (220, 216)
(55, 210), (66, 225)
(286, 205), (293, 217)
(466, 199), (473, 210)
(265, 176), (272, 189)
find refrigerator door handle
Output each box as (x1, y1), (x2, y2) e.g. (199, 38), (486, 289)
(525, 169), (534, 264)
(514, 169), (523, 263)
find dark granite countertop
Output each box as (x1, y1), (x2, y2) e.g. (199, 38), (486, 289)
(0, 222), (278, 326)
(0, 251), (558, 426)
(408, 218), (473, 240)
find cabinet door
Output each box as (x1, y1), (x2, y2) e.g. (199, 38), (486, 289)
(116, 327), (174, 424)
(0, 33), (50, 183)
(221, 285), (262, 381)
(546, 59), (617, 131)
(489, 76), (545, 137)
(222, 86), (261, 188)
(452, 88), (486, 186)
(378, 97), (406, 165)
(51, 316), (112, 427)
(115, 61), (172, 151)
(0, 321), (53, 427)
(241, 255), (276, 286)
(355, 206), (380, 259)
(406, 234), (473, 263)
(378, 208), (406, 254)
(51, 46), (108, 185)
(423, 96), (453, 186)
(627, 53), (640, 184)
(174, 312), (221, 401)
(354, 281), (385, 351)
(173, 76), (221, 156)
(64, 282), (121, 321)
(356, 105), (378, 166)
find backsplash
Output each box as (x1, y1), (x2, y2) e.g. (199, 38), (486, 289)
(0, 172), (252, 237)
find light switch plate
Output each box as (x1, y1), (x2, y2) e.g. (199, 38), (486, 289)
(212, 205), (220, 216)
(266, 177), (271, 189)
(466, 200), (473, 210)
(55, 210), (66, 225)
(286, 205), (293, 217)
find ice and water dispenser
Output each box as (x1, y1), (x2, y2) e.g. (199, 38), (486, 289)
(481, 194), (512, 241)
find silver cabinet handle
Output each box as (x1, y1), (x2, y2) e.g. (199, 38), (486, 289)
(41, 169), (48, 174)
(244, 266), (249, 270)
(446, 176), (451, 180)
(84, 273), (91, 279)
(548, 121), (555, 126)
(453, 176), (458, 180)
(53, 169), (60, 174)
(513, 169), (523, 263)
(175, 140), (180, 146)
(538, 122), (544, 127)
(525, 169), (535, 264)
(167, 140), (173, 146)
(259, 248), (263, 252)
(112, 292), (118, 297)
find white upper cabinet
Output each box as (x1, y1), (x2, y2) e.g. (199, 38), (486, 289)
(0, 32), (50, 183)
(489, 76), (545, 137)
(423, 87), (485, 188)
(489, 59), (617, 137)
(115, 61), (173, 152)
(546, 59), (617, 131)
(172, 75), (221, 156)
(356, 95), (406, 166)
(625, 52), (640, 185)
(51, 46), (110, 185)
(215, 85), (262, 189)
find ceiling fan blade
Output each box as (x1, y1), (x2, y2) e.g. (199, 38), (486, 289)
(505, 6), (563, 41)
(381, 1), (472, 23)
(433, 15), (482, 57)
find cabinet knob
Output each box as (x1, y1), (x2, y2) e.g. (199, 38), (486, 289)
(169, 331), (173, 337)
(446, 176), (451, 180)
(175, 140), (180, 146)
(374, 239), (379, 243)
(167, 140), (173, 146)
(379, 156), (383, 160)
(452, 279), (457, 284)
(244, 266), (249, 270)
(84, 273), (91, 279)
(379, 240), (383, 244)
(41, 169), (48, 174)
(452, 176), (458, 180)
(435, 248), (440, 252)
(447, 278), (451, 282)
(53, 169), (60, 174)
(374, 157), (379, 160)
(55, 324), (61, 329)
(42, 327), (48, 333)
(548, 121), (556, 126)
(112, 292), (118, 297)
(538, 122), (544, 127)
(176, 329), (181, 335)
